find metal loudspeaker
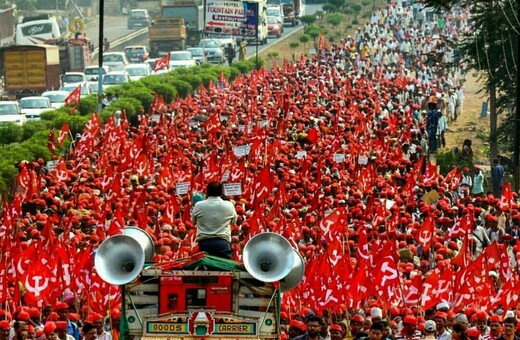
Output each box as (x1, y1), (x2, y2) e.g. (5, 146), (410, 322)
(243, 232), (295, 283)
(94, 235), (145, 285)
(124, 226), (155, 262)
(280, 248), (305, 292)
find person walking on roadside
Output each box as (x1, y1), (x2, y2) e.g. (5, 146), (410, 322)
(103, 38), (110, 52)
(491, 158), (505, 198)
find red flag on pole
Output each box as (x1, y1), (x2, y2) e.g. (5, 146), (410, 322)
(64, 85), (81, 113)
(57, 121), (70, 146)
(154, 53), (170, 72)
(48, 128), (56, 153)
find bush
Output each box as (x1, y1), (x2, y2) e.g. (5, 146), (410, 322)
(0, 123), (23, 146)
(167, 78), (193, 98)
(22, 120), (54, 141)
(435, 149), (473, 175)
(322, 3), (337, 12)
(78, 95), (98, 116)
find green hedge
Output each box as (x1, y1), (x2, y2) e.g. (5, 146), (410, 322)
(0, 60), (262, 195)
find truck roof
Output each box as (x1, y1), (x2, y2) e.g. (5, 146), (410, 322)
(151, 252), (245, 272)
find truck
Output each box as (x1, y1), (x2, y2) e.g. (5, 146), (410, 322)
(148, 17), (187, 58)
(278, 0), (304, 27)
(160, 1), (204, 47)
(0, 44), (61, 100)
(123, 255), (280, 339)
(0, 7), (15, 47)
(58, 37), (92, 73)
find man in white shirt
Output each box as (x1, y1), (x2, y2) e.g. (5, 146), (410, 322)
(192, 182), (237, 259)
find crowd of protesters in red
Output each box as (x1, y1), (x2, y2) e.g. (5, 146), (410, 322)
(0, 0), (519, 340)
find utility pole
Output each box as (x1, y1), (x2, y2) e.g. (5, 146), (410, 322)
(97, 0), (104, 114)
(515, 1), (520, 193)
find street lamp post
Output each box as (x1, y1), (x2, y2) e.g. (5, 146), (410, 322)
(97, 0), (105, 114)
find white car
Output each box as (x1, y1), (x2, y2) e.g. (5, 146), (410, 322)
(198, 39), (225, 64)
(103, 71), (131, 88)
(267, 5), (284, 32)
(205, 33), (237, 51)
(103, 52), (130, 71)
(0, 101), (26, 125)
(124, 63), (151, 81)
(41, 90), (71, 109)
(61, 72), (87, 85)
(60, 83), (94, 98)
(186, 47), (206, 65)
(169, 51), (197, 69)
(84, 65), (111, 81)
(19, 96), (53, 121)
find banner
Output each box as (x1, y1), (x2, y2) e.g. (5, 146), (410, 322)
(205, 0), (247, 34)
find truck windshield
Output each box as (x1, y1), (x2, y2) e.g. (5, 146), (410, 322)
(279, 0), (293, 5)
(162, 7), (198, 27)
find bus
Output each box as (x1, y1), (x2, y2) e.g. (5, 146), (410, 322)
(15, 17), (61, 45)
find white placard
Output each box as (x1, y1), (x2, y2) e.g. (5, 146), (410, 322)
(296, 150), (307, 159)
(358, 156), (368, 165)
(333, 153), (345, 163)
(46, 160), (58, 171)
(221, 170), (230, 182)
(259, 120), (269, 128)
(150, 114), (160, 123)
(233, 144), (251, 157)
(176, 181), (190, 195)
(381, 199), (396, 210)
(224, 182), (242, 196)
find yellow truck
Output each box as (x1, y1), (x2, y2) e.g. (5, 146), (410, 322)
(148, 17), (187, 58)
(1, 44), (61, 99)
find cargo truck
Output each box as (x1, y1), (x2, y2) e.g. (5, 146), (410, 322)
(148, 17), (187, 58)
(160, 1), (204, 47)
(279, 0), (304, 26)
(0, 7), (15, 47)
(0, 44), (61, 100)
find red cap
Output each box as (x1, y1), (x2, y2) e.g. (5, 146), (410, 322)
(475, 311), (488, 321)
(489, 314), (502, 323)
(404, 315), (417, 325)
(435, 312), (448, 320)
(28, 308), (39, 318)
(86, 312), (103, 323)
(0, 321), (10, 330)
(55, 321), (68, 330)
(289, 320), (307, 331)
(17, 311), (30, 322)
(55, 302), (68, 310)
(44, 321), (57, 334)
(352, 315), (364, 323)
(467, 328), (481, 338)
(330, 324), (343, 332)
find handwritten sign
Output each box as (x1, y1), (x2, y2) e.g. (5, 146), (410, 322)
(224, 182), (242, 196)
(358, 156), (368, 165)
(46, 160), (58, 171)
(295, 151), (307, 159)
(221, 170), (230, 182)
(233, 145), (251, 157)
(176, 182), (190, 196)
(333, 153), (345, 163)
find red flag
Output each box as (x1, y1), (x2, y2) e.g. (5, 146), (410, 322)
(444, 167), (462, 191)
(57, 121), (70, 146)
(47, 128), (56, 153)
(414, 213), (435, 252)
(64, 85), (81, 112)
(107, 206), (125, 236)
(204, 114), (221, 135)
(307, 127), (319, 144)
(499, 182), (513, 210)
(154, 53), (170, 72)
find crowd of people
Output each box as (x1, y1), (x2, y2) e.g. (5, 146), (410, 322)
(0, 0), (519, 340)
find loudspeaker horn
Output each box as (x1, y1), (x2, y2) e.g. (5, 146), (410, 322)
(124, 226), (155, 262)
(280, 248), (305, 292)
(94, 235), (145, 285)
(243, 232), (295, 283)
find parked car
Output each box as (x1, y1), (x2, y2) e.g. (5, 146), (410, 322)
(41, 91), (70, 109)
(267, 17), (283, 38)
(124, 63), (151, 81)
(205, 33), (237, 51)
(169, 51), (197, 69)
(19, 96), (53, 121)
(0, 101), (26, 125)
(61, 72), (87, 85)
(102, 52), (129, 71)
(84, 65), (111, 81)
(198, 39), (225, 64)
(124, 45), (150, 63)
(60, 83), (94, 98)
(186, 47), (206, 64)
(102, 71), (131, 88)
(127, 9), (151, 29)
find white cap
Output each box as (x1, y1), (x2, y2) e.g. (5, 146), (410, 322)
(505, 310), (516, 318)
(371, 307), (383, 319)
(436, 302), (450, 310)
(455, 313), (468, 324)
(425, 320), (436, 332)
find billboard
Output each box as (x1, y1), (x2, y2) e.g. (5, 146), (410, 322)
(204, 0), (258, 36)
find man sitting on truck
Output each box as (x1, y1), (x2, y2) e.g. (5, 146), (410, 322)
(192, 182), (237, 259)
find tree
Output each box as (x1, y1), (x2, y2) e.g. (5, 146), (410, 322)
(289, 42), (299, 61)
(327, 12), (345, 32)
(422, 0), (519, 190)
(300, 14), (317, 27)
(322, 3), (337, 13)
(299, 34), (311, 51)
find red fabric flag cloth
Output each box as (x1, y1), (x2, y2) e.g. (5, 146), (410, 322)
(414, 213), (435, 252)
(64, 84), (81, 112)
(57, 121), (70, 146)
(204, 113), (221, 135)
(307, 127), (319, 144)
(154, 53), (170, 72)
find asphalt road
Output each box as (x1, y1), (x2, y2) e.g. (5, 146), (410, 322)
(84, 4), (323, 56)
